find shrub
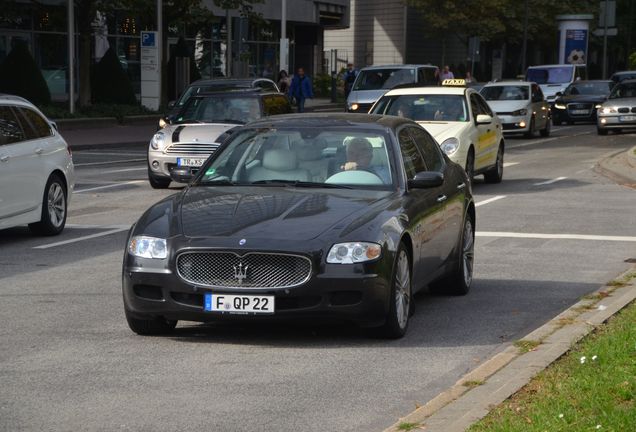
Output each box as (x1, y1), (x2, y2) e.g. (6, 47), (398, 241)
(0, 39), (51, 105)
(92, 47), (137, 105)
(629, 52), (636, 70)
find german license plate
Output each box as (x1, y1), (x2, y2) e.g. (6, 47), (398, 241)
(177, 157), (206, 167)
(619, 115), (636, 122)
(204, 293), (275, 314)
(571, 109), (589, 115)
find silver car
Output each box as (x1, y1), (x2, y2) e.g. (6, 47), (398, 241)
(597, 79), (636, 135)
(148, 91), (291, 188)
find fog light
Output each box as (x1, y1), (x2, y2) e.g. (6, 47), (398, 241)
(519, 121), (526, 128)
(152, 160), (159, 168)
(600, 118), (607, 124)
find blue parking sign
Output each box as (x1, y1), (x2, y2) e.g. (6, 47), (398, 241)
(141, 32), (156, 47)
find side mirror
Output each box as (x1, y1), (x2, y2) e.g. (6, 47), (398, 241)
(167, 100), (176, 109)
(170, 167), (194, 184)
(408, 171), (444, 189)
(475, 114), (492, 124)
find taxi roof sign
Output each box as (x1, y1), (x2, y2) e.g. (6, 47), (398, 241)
(442, 79), (466, 87)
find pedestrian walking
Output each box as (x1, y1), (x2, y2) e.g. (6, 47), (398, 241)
(343, 63), (358, 99)
(277, 70), (290, 94)
(288, 67), (314, 113)
(440, 65), (454, 81)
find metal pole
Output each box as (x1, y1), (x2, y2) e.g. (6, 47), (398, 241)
(280, 0), (288, 73)
(602, 0), (609, 79)
(521, 0), (528, 72)
(157, 0), (162, 107)
(67, 0), (75, 113)
(226, 9), (232, 77)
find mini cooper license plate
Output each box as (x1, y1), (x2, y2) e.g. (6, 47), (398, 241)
(619, 115), (636, 122)
(204, 293), (275, 314)
(177, 158), (206, 167)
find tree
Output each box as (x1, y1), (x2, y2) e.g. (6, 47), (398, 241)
(0, 39), (51, 105)
(92, 47), (137, 104)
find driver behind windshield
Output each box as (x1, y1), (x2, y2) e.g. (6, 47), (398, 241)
(341, 138), (390, 183)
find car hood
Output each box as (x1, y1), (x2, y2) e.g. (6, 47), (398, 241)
(347, 89), (390, 105)
(602, 97), (636, 107)
(558, 94), (607, 104)
(165, 123), (239, 143)
(484, 100), (529, 113)
(538, 83), (569, 99)
(416, 121), (469, 142)
(178, 186), (394, 240)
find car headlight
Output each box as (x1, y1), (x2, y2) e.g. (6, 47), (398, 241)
(158, 118), (168, 128)
(350, 103), (359, 111)
(594, 104), (602, 109)
(553, 103), (566, 110)
(150, 132), (165, 150)
(601, 107), (616, 114)
(327, 242), (381, 264)
(512, 108), (528, 116)
(128, 236), (167, 259)
(440, 137), (460, 156)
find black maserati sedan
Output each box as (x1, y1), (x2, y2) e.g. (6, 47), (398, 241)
(551, 80), (614, 125)
(123, 114), (475, 338)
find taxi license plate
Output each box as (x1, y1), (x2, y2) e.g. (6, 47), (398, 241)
(571, 109), (589, 115)
(619, 115), (636, 122)
(177, 158), (206, 167)
(204, 293), (275, 314)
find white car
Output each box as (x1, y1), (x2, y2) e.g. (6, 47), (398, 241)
(480, 81), (551, 137)
(370, 80), (505, 183)
(0, 94), (74, 234)
(596, 79), (636, 135)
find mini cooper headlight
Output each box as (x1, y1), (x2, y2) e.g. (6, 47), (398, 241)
(129, 236), (167, 259)
(327, 242), (381, 264)
(440, 137), (460, 156)
(150, 132), (165, 150)
(158, 118), (168, 128)
(553, 103), (566, 110)
(512, 108), (528, 116)
(601, 107), (616, 114)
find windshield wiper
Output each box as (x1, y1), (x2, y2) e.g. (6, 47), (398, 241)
(250, 180), (352, 189)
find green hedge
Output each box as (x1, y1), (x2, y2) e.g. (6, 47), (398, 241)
(0, 40), (51, 105)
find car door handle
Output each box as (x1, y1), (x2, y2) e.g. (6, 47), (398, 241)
(436, 194), (447, 203)
(35, 147), (44, 155)
(0, 155), (9, 162)
(457, 182), (466, 190)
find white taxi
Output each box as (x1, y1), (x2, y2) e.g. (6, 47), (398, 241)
(370, 80), (505, 182)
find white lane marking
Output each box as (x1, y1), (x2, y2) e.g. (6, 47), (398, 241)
(74, 158), (146, 167)
(66, 224), (130, 229)
(503, 162), (519, 167)
(507, 137), (559, 149)
(33, 227), (129, 249)
(100, 167), (147, 174)
(533, 176), (567, 186)
(475, 195), (506, 207)
(74, 180), (146, 193)
(477, 231), (636, 242)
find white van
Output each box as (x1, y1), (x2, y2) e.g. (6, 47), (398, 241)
(525, 64), (587, 103)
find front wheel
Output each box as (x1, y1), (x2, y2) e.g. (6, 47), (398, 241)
(148, 168), (171, 189)
(484, 145), (504, 184)
(431, 214), (474, 296)
(524, 117), (535, 138)
(465, 148), (475, 182)
(29, 174), (67, 236)
(540, 117), (551, 137)
(125, 309), (177, 336)
(377, 244), (412, 339)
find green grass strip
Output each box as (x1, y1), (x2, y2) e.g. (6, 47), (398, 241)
(469, 300), (636, 432)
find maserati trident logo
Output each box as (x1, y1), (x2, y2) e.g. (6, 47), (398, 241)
(233, 262), (248, 284)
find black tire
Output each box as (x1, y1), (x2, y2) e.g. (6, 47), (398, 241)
(125, 309), (177, 336)
(431, 213), (475, 296)
(524, 117), (535, 138)
(148, 168), (171, 189)
(29, 173), (67, 236)
(484, 144), (504, 184)
(597, 127), (608, 136)
(465, 148), (475, 182)
(540, 117), (551, 137)
(377, 243), (412, 339)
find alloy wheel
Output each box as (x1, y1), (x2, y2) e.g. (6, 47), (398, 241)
(462, 218), (475, 288)
(394, 250), (411, 330)
(47, 182), (66, 228)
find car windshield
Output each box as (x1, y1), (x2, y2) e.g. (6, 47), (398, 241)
(195, 126), (395, 189)
(175, 96), (261, 124)
(175, 83), (254, 107)
(564, 82), (613, 96)
(608, 82), (636, 99)
(371, 94), (469, 122)
(526, 67), (573, 84)
(353, 68), (416, 91)
(481, 85), (530, 101)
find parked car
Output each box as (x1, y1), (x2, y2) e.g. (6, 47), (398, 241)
(370, 80), (505, 183)
(124, 114), (475, 339)
(480, 81), (551, 137)
(596, 79), (636, 135)
(346, 64), (439, 113)
(551, 80), (613, 125)
(148, 90), (291, 188)
(525, 64), (587, 103)
(610, 71), (636, 84)
(160, 78), (281, 127)
(0, 94), (74, 235)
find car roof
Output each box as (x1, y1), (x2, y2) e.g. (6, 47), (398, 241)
(360, 64), (438, 71)
(383, 86), (469, 96)
(527, 64), (577, 68)
(569, 80), (613, 84)
(483, 81), (533, 87)
(617, 79), (636, 84)
(611, 71), (636, 76)
(194, 89), (280, 98)
(0, 93), (32, 105)
(188, 78), (276, 87)
(246, 113), (415, 130)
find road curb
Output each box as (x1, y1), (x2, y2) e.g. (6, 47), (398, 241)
(627, 146), (636, 169)
(383, 267), (636, 432)
(594, 149), (636, 189)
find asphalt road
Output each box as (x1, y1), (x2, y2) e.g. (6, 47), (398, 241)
(1, 125), (635, 432)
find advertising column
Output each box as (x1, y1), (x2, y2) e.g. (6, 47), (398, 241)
(556, 15), (594, 65)
(140, 31), (160, 110)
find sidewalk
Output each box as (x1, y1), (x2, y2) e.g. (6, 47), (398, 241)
(596, 145), (636, 188)
(59, 97), (344, 150)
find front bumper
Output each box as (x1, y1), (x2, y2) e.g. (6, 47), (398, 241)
(148, 150), (208, 179)
(597, 114), (636, 129)
(498, 115), (531, 133)
(552, 105), (598, 123)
